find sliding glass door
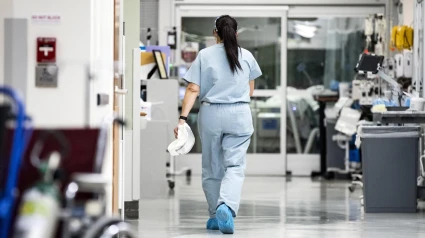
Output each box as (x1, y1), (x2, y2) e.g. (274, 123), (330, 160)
(175, 6), (288, 175)
(174, 4), (385, 176)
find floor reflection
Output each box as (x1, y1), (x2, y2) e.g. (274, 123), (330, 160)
(132, 177), (425, 238)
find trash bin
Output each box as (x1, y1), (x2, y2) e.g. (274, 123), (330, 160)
(361, 126), (420, 213)
(326, 118), (345, 170)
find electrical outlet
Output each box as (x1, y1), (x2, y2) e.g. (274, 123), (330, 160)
(97, 93), (109, 106)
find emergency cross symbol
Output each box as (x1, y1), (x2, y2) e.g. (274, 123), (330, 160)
(36, 37), (56, 63)
(39, 45), (54, 57)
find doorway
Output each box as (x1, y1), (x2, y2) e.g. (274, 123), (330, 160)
(175, 6), (288, 175)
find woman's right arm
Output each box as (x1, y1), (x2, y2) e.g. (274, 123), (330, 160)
(174, 83), (199, 138)
(174, 51), (202, 138)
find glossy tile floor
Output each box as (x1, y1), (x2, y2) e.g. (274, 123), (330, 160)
(131, 177), (425, 238)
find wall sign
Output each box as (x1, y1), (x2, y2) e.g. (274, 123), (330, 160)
(37, 37), (56, 63)
(35, 38), (59, 88)
(31, 14), (61, 24)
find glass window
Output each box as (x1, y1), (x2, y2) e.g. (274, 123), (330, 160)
(181, 17), (281, 90)
(186, 97), (281, 154)
(249, 97), (281, 153)
(180, 16), (283, 154)
(286, 17), (365, 154)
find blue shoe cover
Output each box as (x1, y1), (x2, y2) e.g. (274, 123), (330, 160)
(206, 218), (219, 230)
(216, 204), (234, 234)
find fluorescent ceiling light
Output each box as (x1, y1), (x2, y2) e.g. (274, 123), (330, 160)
(294, 24), (317, 38)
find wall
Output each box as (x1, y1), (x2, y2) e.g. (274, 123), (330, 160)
(12, 0), (92, 127)
(403, 0), (414, 25)
(9, 0), (114, 127)
(3, 0), (115, 211)
(124, 0), (140, 129)
(140, 0), (159, 45)
(158, 0), (173, 47)
(90, 0), (115, 214)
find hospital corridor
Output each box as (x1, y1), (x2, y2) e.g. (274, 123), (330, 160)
(132, 177), (425, 237)
(2, 0), (425, 237)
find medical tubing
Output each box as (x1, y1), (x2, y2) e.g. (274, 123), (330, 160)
(303, 128), (320, 154)
(30, 130), (69, 168)
(1, 87), (26, 193)
(0, 86), (27, 237)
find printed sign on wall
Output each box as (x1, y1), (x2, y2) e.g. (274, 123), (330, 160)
(31, 14), (61, 24)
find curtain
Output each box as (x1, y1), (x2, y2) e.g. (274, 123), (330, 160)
(323, 18), (365, 87)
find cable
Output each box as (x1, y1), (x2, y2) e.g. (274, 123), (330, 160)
(30, 130), (70, 169)
(0, 86), (30, 238)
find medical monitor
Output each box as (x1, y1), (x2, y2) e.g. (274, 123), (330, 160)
(355, 53), (384, 74)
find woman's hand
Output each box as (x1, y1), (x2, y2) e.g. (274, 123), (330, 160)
(174, 119), (186, 139)
(176, 83), (199, 138)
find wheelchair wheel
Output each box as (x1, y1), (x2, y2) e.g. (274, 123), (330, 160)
(82, 217), (136, 238)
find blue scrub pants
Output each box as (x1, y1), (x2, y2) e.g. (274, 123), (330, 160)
(198, 102), (253, 218)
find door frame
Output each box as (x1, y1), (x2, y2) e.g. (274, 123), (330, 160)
(113, 0), (126, 215)
(112, 0), (120, 215)
(175, 5), (289, 175)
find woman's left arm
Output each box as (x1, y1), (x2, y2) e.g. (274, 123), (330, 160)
(174, 83), (200, 138)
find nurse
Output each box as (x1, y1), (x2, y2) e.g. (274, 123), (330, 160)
(175, 15), (262, 234)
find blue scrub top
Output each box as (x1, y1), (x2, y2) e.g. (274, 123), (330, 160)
(183, 43), (262, 103)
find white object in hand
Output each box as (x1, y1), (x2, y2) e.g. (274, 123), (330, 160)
(168, 123), (195, 156)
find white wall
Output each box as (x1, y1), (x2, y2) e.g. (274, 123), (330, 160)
(12, 0), (91, 127)
(90, 0), (115, 214)
(403, 0), (414, 25)
(10, 0), (114, 128)
(124, 0), (140, 130)
(4, 0), (115, 212)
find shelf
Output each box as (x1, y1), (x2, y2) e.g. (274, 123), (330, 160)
(373, 111), (425, 124)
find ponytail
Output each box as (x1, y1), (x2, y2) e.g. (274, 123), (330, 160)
(215, 15), (242, 74)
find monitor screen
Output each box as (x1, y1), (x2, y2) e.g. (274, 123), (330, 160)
(356, 54), (384, 74)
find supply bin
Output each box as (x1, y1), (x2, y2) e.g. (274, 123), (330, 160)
(361, 126), (420, 213)
(325, 118), (345, 170)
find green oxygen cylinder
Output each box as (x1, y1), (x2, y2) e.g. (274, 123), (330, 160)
(13, 152), (62, 238)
